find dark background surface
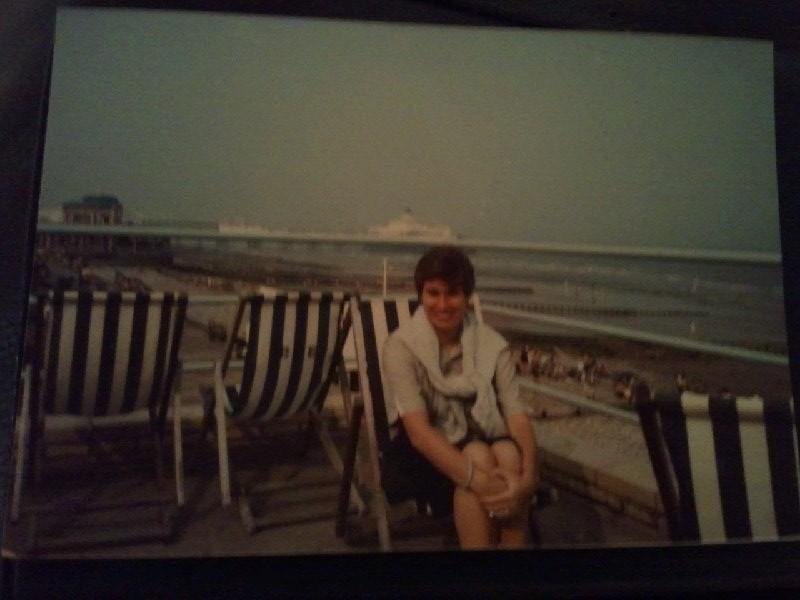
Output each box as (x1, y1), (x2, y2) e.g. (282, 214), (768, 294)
(2, 1), (800, 597)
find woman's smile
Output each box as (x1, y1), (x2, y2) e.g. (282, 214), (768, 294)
(421, 278), (467, 341)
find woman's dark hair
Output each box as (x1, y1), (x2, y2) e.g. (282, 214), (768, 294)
(414, 246), (475, 297)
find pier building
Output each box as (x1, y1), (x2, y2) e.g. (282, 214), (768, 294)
(38, 195), (124, 254)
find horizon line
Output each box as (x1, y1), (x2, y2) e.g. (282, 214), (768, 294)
(36, 222), (782, 265)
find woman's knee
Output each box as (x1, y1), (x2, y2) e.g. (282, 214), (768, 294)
(461, 440), (496, 471)
(491, 439), (522, 472)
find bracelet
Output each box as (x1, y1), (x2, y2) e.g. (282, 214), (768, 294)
(462, 456), (474, 490)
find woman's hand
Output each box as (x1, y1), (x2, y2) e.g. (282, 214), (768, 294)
(477, 469), (534, 520)
(468, 467), (508, 499)
(478, 469), (521, 519)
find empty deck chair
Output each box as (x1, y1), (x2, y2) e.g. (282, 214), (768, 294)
(11, 290), (188, 551)
(635, 383), (800, 543)
(196, 291), (359, 532)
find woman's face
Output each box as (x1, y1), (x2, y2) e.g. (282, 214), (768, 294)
(421, 278), (467, 340)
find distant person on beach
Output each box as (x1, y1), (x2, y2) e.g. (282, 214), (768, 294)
(579, 352), (598, 385)
(526, 348), (539, 377)
(382, 246), (538, 549)
(516, 344), (532, 376)
(537, 351), (551, 377)
(79, 264), (97, 290)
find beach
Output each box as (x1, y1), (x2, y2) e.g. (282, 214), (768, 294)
(500, 329), (792, 403)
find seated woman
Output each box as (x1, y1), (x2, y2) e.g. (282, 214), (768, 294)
(382, 246), (538, 549)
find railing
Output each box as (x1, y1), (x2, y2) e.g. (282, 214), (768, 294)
(482, 303), (788, 367)
(520, 380), (639, 424)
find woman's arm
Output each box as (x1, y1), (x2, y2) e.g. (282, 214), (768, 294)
(505, 412), (538, 493)
(495, 346), (539, 497)
(401, 411), (507, 497)
(383, 335), (505, 497)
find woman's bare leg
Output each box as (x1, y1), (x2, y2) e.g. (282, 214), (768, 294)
(491, 439), (529, 549)
(454, 441), (497, 549)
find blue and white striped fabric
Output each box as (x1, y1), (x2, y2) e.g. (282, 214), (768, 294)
(32, 290), (188, 420)
(639, 391), (800, 543)
(349, 295), (420, 455)
(223, 291), (349, 421)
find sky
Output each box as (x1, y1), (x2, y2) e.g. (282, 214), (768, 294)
(39, 8), (779, 252)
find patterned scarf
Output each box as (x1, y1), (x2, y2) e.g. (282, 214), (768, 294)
(395, 307), (508, 438)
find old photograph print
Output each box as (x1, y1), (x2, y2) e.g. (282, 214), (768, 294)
(4, 6), (794, 558)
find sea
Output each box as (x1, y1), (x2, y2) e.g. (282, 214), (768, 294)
(187, 242), (788, 354)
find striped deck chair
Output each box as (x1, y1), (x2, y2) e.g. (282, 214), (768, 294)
(337, 294), (492, 551)
(635, 383), (800, 543)
(11, 290), (188, 551)
(197, 291), (359, 533)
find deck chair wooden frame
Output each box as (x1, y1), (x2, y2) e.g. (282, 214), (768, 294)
(191, 291), (363, 533)
(635, 383), (800, 543)
(11, 290), (188, 553)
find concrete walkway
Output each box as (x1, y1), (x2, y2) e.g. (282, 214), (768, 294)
(518, 375), (664, 530)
